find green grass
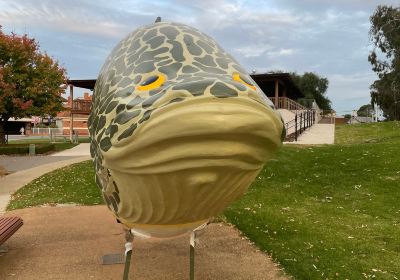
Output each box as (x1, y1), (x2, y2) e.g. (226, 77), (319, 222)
(77, 137), (90, 143)
(7, 161), (102, 210)
(335, 121), (400, 144)
(7, 121), (400, 279)
(224, 121), (400, 279)
(225, 144), (400, 279)
(9, 136), (90, 144)
(8, 139), (51, 144)
(52, 142), (77, 151)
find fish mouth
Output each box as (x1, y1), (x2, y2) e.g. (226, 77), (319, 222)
(103, 96), (283, 174)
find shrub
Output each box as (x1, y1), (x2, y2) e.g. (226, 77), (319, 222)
(35, 143), (55, 154)
(0, 143), (55, 155)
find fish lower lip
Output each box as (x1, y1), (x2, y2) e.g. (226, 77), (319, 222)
(104, 97), (283, 174)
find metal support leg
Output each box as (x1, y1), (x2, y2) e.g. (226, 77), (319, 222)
(190, 231), (196, 280)
(189, 222), (209, 280)
(123, 230), (134, 280)
(0, 244), (9, 253)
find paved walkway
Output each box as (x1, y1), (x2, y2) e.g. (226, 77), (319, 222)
(285, 124), (335, 145)
(0, 144), (90, 173)
(0, 206), (288, 280)
(0, 156), (90, 214)
(51, 143), (91, 157)
(0, 155), (80, 173)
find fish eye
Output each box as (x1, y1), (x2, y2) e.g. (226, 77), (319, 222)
(232, 73), (256, 91)
(137, 74), (165, 91)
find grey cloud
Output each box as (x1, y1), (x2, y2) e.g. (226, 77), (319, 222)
(1, 0), (397, 113)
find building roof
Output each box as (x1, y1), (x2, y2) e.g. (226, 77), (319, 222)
(67, 73), (304, 99)
(250, 73), (304, 99)
(67, 79), (96, 90)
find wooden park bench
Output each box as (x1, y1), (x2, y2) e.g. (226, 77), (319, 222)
(0, 217), (23, 252)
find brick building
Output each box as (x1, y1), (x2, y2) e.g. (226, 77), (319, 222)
(56, 92), (92, 136)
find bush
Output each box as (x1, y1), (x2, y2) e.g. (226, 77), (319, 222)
(0, 143), (55, 155)
(35, 143), (55, 154)
(0, 145), (29, 154)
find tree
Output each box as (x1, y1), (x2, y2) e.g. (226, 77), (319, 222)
(344, 114), (351, 119)
(368, 5), (400, 120)
(357, 104), (373, 117)
(290, 72), (332, 110)
(0, 28), (67, 143)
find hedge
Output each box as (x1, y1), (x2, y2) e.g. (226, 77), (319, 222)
(0, 143), (55, 155)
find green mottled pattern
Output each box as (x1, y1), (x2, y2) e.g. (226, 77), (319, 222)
(88, 22), (277, 214)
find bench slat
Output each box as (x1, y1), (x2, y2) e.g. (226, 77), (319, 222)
(0, 223), (23, 244)
(0, 217), (23, 229)
(0, 217), (23, 245)
(0, 217), (22, 232)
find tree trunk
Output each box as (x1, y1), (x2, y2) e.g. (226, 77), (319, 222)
(0, 121), (6, 144)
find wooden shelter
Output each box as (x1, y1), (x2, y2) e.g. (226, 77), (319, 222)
(250, 73), (304, 108)
(65, 73), (304, 139)
(65, 79), (95, 140)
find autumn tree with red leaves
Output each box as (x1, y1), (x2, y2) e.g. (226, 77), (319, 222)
(0, 27), (67, 143)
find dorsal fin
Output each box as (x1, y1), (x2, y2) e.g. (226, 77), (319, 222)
(155, 17), (161, 23)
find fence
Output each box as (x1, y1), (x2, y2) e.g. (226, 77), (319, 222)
(32, 127), (63, 135)
(269, 97), (307, 111)
(31, 127), (84, 143)
(285, 110), (316, 141)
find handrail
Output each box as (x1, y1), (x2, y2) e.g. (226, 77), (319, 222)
(284, 110), (316, 142)
(270, 97), (307, 111)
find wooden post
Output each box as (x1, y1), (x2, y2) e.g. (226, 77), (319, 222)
(274, 80), (279, 108)
(295, 113), (298, 141)
(69, 84), (74, 142)
(282, 86), (287, 109)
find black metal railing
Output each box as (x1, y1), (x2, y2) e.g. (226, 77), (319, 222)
(285, 110), (316, 142)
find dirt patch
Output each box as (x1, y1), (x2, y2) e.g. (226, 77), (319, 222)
(0, 206), (289, 280)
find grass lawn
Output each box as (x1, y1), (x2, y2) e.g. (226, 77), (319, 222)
(335, 121), (400, 144)
(7, 161), (101, 210)
(7, 121), (400, 279)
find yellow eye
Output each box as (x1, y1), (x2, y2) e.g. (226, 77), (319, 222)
(137, 74), (165, 91)
(233, 73), (256, 91)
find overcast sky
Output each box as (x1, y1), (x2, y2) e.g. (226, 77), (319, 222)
(1, 0), (398, 114)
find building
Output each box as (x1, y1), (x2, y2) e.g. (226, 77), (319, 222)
(5, 118), (33, 135)
(65, 73), (315, 141)
(56, 92), (92, 136)
(349, 116), (374, 124)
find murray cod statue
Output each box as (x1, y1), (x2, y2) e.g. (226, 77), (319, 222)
(88, 21), (284, 238)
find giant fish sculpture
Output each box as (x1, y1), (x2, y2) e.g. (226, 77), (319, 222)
(88, 21), (284, 238)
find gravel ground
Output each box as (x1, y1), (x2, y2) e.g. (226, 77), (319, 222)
(0, 206), (288, 280)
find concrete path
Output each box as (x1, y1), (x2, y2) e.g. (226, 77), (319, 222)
(0, 156), (90, 214)
(0, 206), (288, 280)
(286, 124), (335, 145)
(0, 144), (90, 173)
(0, 155), (80, 173)
(51, 143), (90, 157)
